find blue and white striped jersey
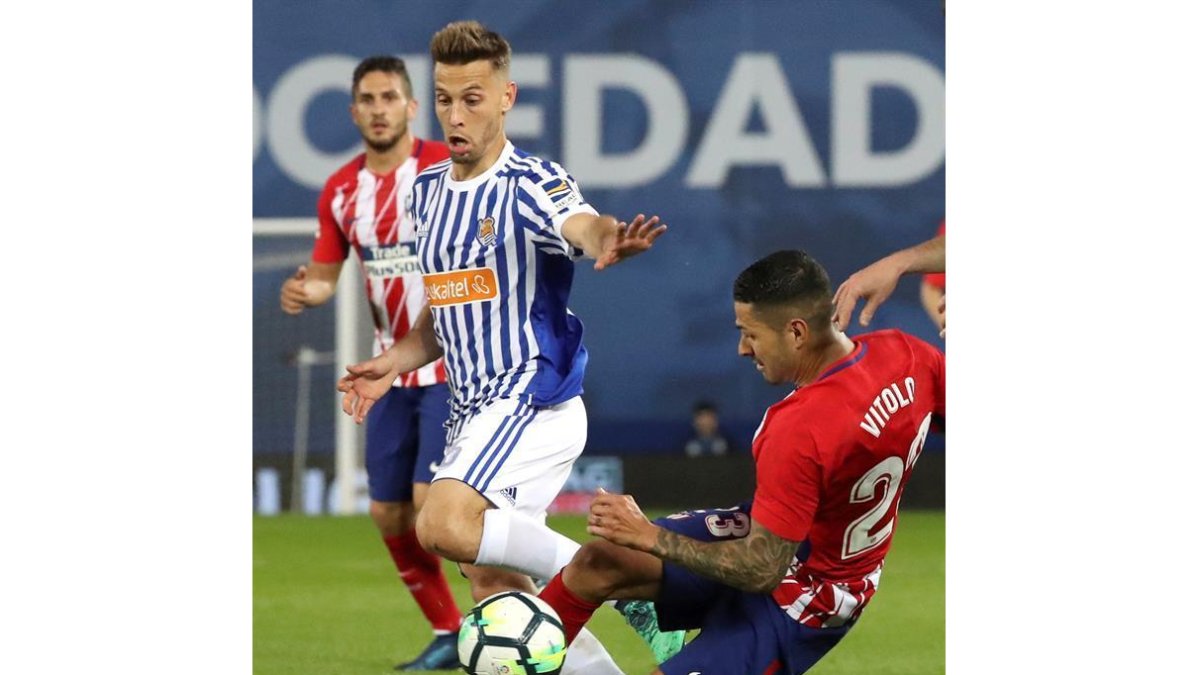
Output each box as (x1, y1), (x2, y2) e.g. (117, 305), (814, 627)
(411, 141), (597, 421)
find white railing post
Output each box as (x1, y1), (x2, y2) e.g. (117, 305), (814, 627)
(334, 269), (361, 515)
(254, 218), (363, 516)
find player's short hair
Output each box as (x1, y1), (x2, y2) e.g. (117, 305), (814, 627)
(352, 55), (414, 98)
(692, 400), (718, 415)
(429, 20), (511, 73)
(733, 250), (834, 330)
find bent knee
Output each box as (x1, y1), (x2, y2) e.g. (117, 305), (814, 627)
(415, 502), (484, 562)
(564, 541), (638, 596)
(572, 540), (629, 574)
(565, 540), (661, 600)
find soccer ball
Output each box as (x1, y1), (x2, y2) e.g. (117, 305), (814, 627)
(458, 591), (568, 675)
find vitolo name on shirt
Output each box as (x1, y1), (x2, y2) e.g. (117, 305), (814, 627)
(859, 377), (917, 438)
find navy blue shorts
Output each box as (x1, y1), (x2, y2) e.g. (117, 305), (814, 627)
(364, 383), (451, 502)
(653, 503), (853, 675)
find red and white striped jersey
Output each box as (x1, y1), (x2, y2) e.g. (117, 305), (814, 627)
(753, 330), (945, 628)
(311, 138), (450, 387)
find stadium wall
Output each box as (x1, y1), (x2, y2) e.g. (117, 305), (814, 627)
(253, 453), (944, 515)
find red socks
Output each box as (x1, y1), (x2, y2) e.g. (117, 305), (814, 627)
(537, 572), (601, 645)
(384, 531), (462, 634)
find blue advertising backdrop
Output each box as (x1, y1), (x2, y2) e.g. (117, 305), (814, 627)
(253, 0), (945, 455)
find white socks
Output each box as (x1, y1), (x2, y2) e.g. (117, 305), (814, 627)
(561, 627), (625, 675)
(475, 508), (580, 580)
(475, 510), (622, 674)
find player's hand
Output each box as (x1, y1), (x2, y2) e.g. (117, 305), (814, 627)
(337, 352), (401, 424)
(587, 488), (658, 552)
(280, 265), (310, 315)
(832, 256), (905, 330)
(594, 214), (667, 271)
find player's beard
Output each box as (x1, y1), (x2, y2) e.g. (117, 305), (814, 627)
(362, 120), (406, 153)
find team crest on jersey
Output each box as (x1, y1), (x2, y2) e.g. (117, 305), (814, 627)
(477, 217), (497, 246)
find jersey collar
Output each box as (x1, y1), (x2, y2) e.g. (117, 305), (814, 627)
(445, 140), (514, 191)
(816, 340), (867, 382)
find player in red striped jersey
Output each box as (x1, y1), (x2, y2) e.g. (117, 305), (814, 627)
(535, 250), (945, 674)
(278, 55), (462, 671)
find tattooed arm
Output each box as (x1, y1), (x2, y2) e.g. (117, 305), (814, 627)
(650, 518), (798, 593)
(587, 489), (800, 594)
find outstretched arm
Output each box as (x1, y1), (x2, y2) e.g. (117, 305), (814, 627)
(587, 490), (798, 594)
(832, 234), (945, 330)
(561, 213), (667, 271)
(337, 305), (444, 423)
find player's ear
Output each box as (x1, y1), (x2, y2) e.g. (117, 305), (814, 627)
(789, 318), (809, 348)
(502, 81), (517, 113)
(406, 96), (418, 122)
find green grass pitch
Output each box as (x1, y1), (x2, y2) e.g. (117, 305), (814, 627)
(254, 509), (943, 674)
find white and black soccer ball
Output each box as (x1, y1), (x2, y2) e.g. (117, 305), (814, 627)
(457, 591), (567, 675)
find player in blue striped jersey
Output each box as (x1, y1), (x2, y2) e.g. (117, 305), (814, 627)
(339, 20), (680, 672)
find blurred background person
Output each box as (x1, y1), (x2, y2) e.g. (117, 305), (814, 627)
(278, 55), (463, 671)
(683, 401), (733, 458)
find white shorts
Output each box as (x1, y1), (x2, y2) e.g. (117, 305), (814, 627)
(432, 396), (586, 519)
